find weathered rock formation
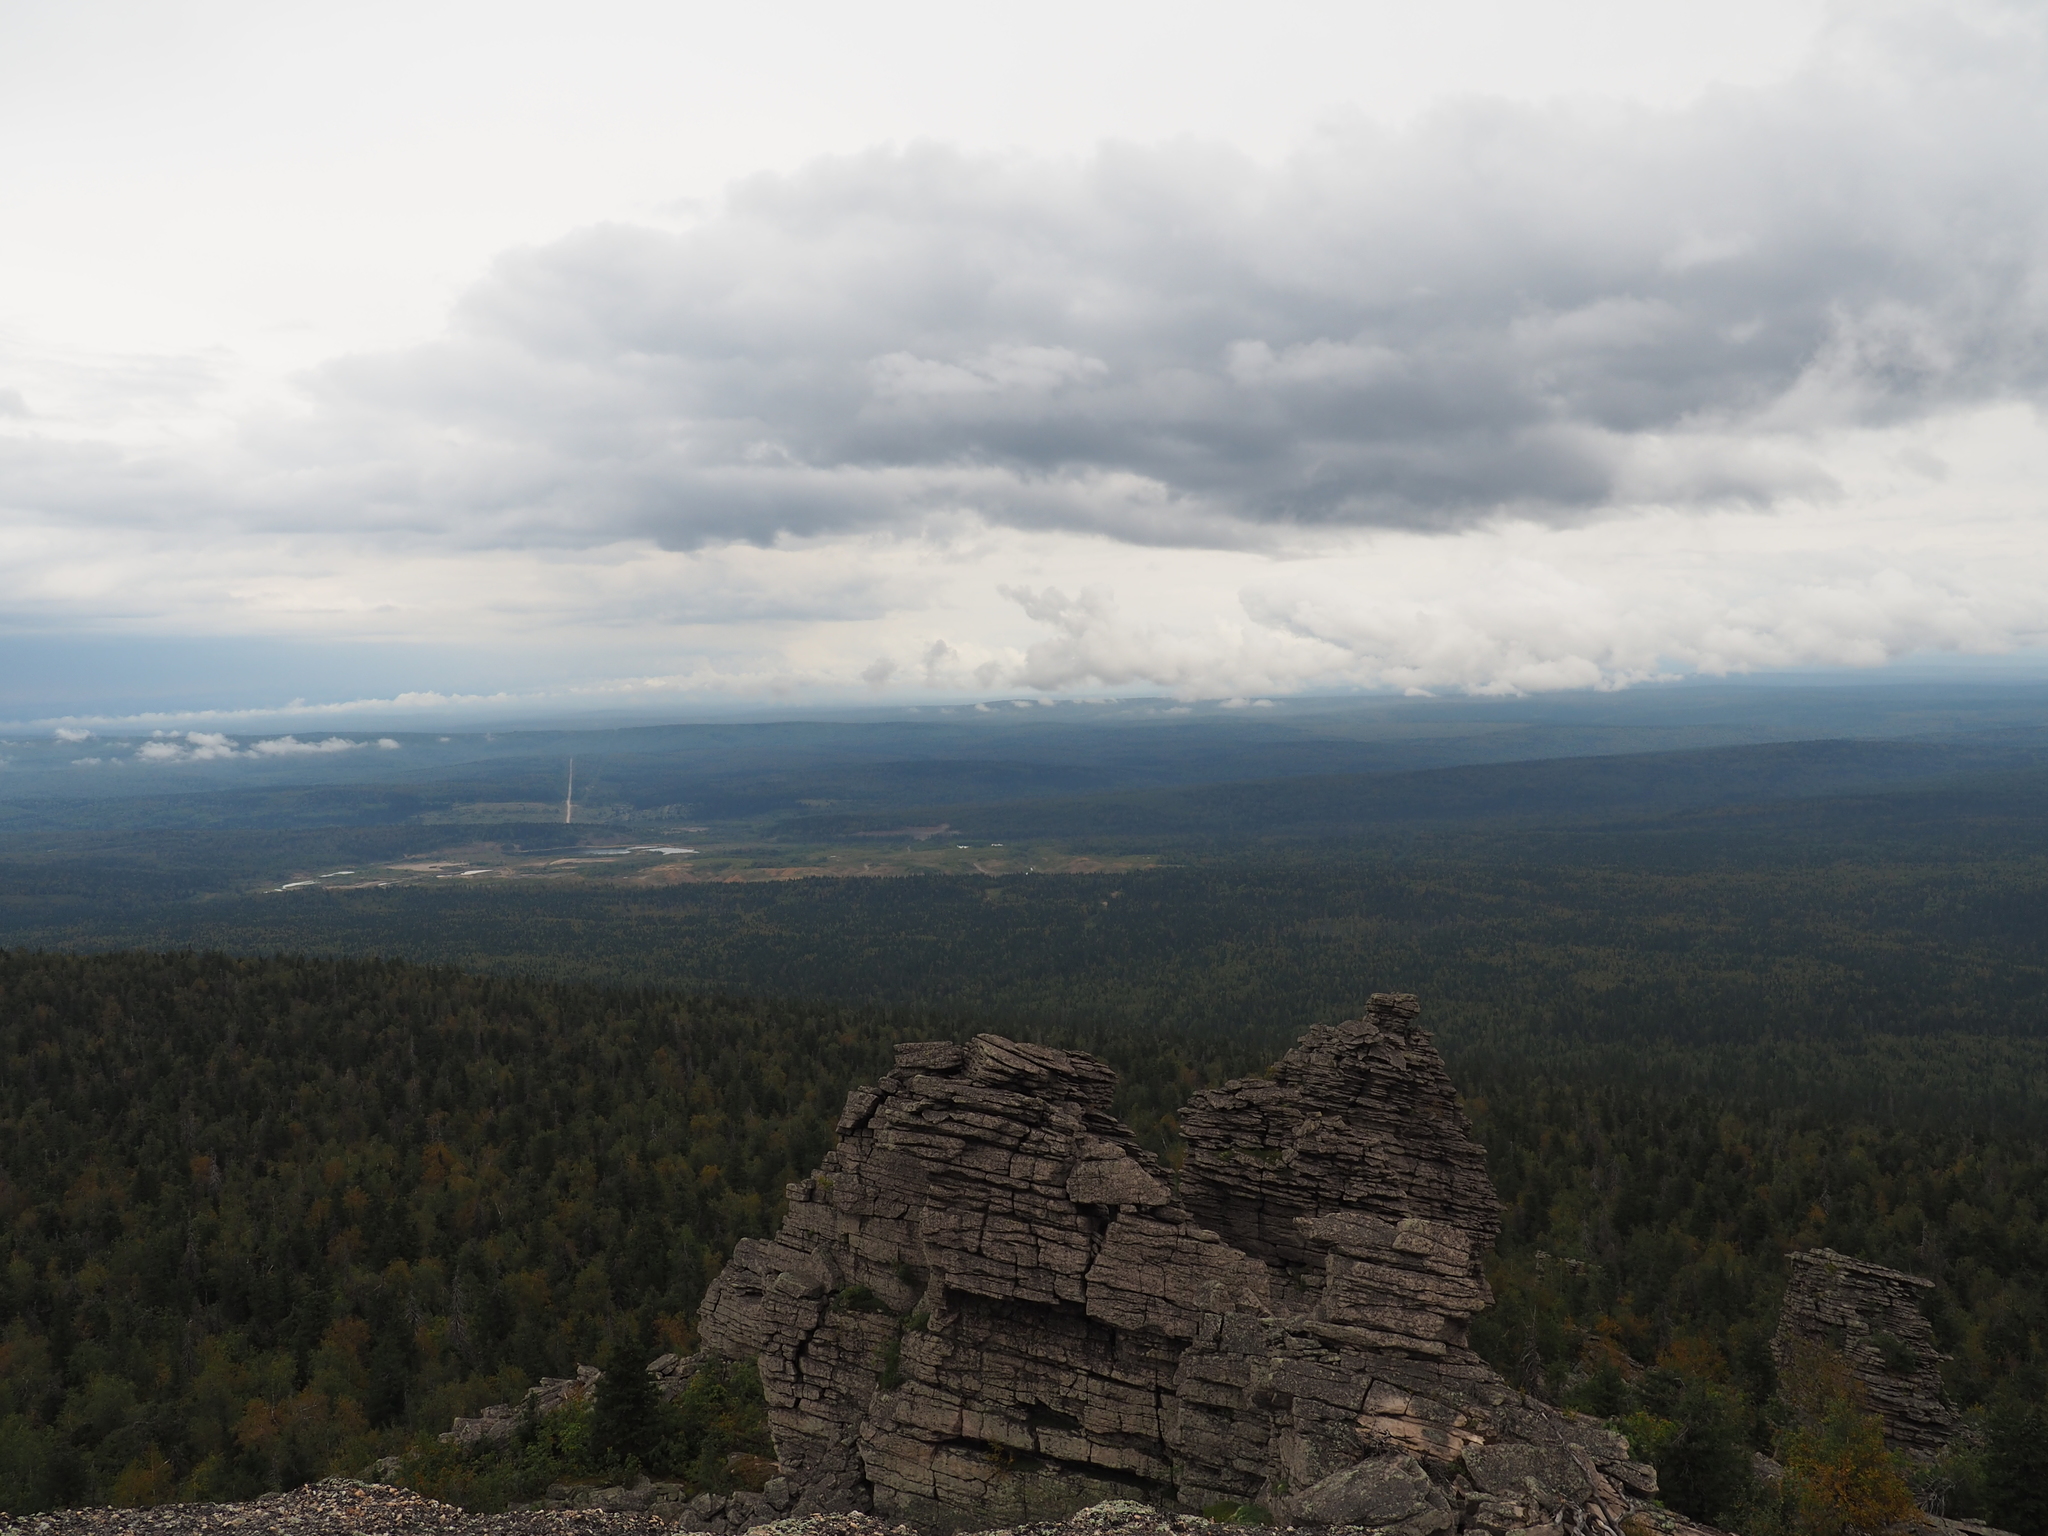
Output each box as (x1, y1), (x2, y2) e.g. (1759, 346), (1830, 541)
(1771, 1247), (1960, 1459)
(699, 997), (1688, 1536)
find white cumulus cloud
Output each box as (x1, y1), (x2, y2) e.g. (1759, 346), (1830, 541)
(247, 735), (372, 756)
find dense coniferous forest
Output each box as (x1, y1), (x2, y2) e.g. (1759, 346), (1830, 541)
(5, 947), (2048, 1528)
(0, 950), (1260, 1512)
(7, 698), (2048, 1528)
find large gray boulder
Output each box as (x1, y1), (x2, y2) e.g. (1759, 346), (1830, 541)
(1287, 1453), (1453, 1532)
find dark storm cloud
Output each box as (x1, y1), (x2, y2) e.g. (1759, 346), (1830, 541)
(14, 5), (2046, 550)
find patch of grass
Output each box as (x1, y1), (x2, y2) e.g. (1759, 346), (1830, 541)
(1201, 1502), (1273, 1525)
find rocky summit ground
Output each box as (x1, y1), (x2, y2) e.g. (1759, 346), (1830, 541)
(0, 1478), (673, 1536)
(4, 1494), (1632, 1536)
(0, 1492), (1402, 1536)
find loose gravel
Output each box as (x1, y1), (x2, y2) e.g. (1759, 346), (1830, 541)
(0, 1479), (671, 1536)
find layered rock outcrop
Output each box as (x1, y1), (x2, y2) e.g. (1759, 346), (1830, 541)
(699, 997), (1688, 1535)
(1771, 1248), (1960, 1459)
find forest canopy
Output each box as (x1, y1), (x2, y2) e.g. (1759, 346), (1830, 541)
(4, 947), (2048, 1529)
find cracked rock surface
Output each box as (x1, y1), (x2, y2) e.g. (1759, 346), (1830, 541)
(696, 996), (1707, 1536)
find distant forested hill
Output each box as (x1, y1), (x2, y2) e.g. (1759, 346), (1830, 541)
(6, 779), (2044, 1131)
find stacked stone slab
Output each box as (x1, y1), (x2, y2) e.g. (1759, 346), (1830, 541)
(1771, 1247), (1960, 1459)
(698, 997), (1698, 1536)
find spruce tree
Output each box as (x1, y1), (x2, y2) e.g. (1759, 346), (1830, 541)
(1987, 1392), (2048, 1536)
(593, 1331), (662, 1474)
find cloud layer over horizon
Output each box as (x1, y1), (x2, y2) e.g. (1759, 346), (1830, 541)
(2, 1), (2047, 709)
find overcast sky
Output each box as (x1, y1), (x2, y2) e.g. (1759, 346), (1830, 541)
(3, 0), (2046, 727)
